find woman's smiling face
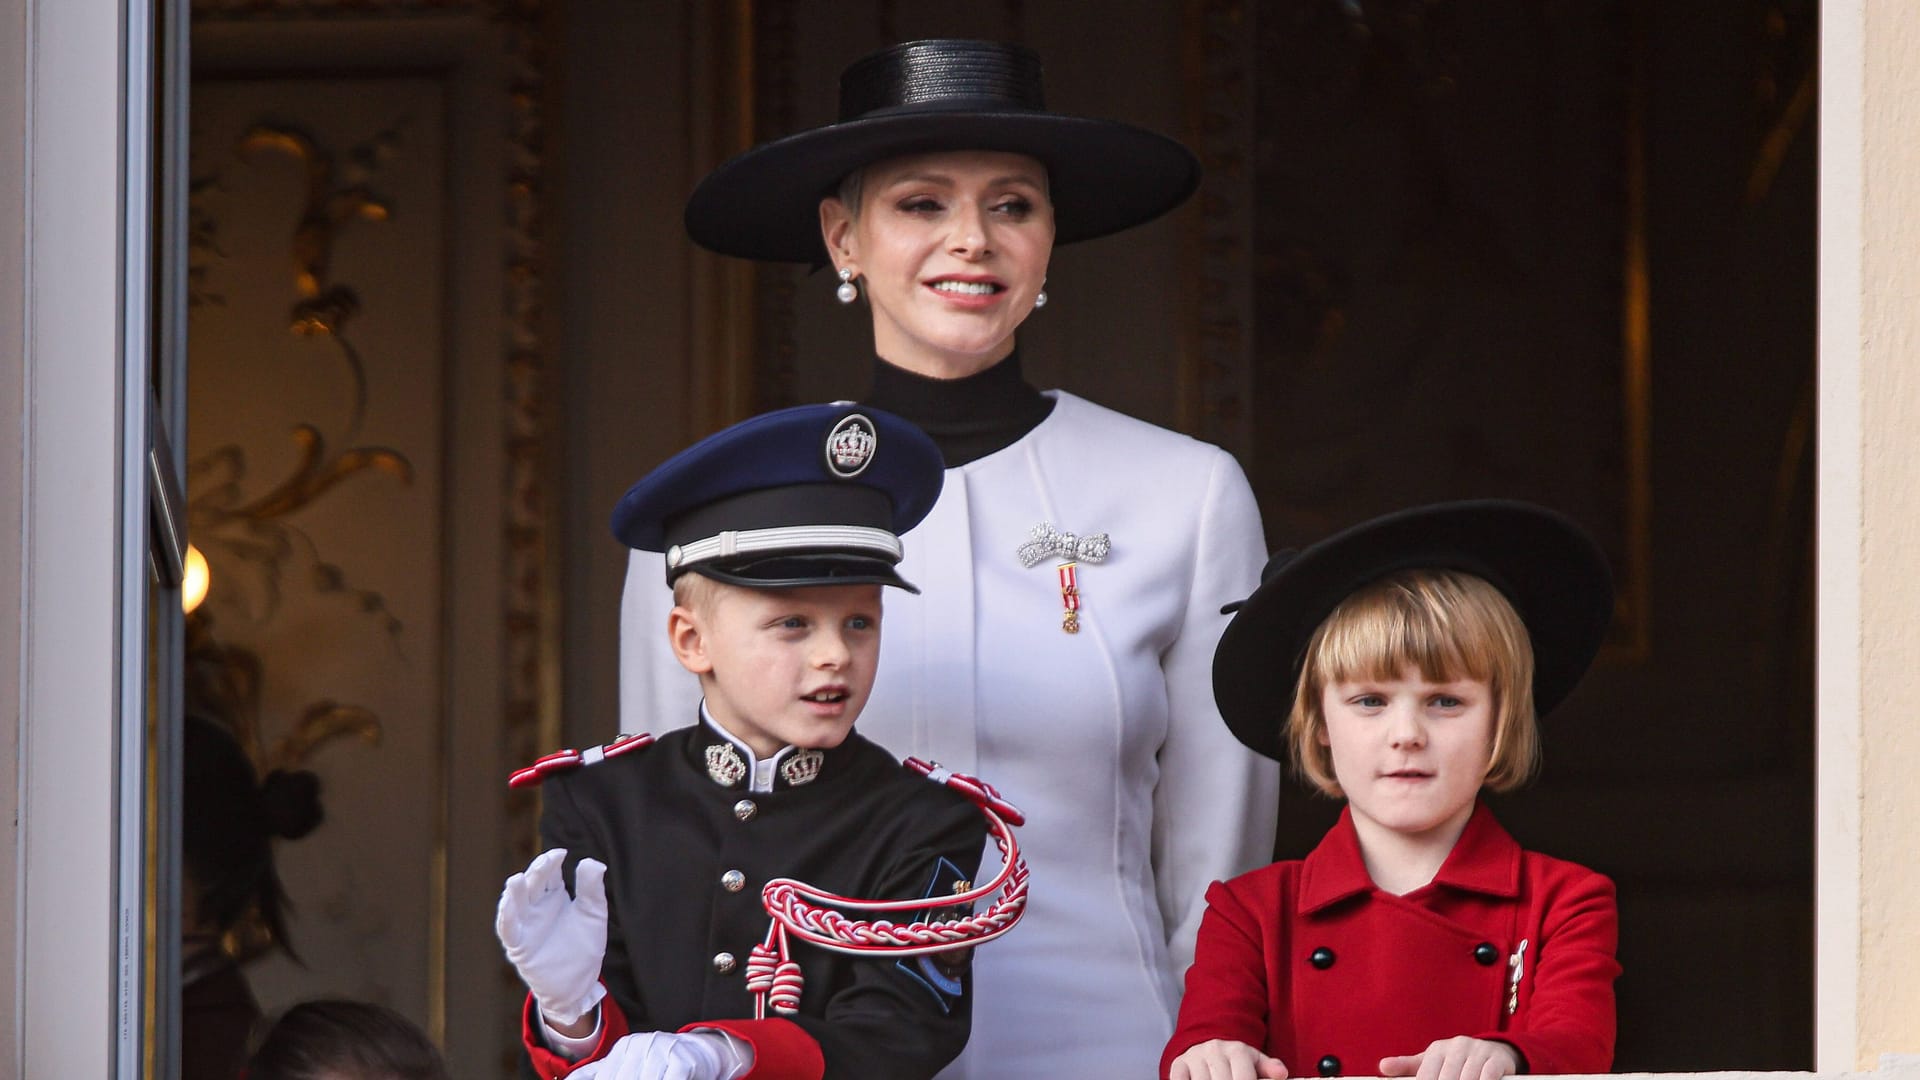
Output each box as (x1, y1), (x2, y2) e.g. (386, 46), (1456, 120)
(821, 150), (1055, 379)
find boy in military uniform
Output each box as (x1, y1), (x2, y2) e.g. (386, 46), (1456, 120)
(497, 405), (1018, 1080)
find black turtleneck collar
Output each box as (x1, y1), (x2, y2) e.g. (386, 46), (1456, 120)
(864, 352), (1055, 467)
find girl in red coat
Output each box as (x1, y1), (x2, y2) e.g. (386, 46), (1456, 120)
(1165, 501), (1621, 1080)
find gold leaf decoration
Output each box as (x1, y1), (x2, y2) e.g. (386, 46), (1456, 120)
(269, 701), (384, 773)
(188, 121), (414, 636)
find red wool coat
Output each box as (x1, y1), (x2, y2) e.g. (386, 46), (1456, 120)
(1163, 804), (1618, 1078)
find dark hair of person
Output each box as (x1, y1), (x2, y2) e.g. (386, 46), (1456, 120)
(246, 1000), (450, 1080)
(183, 713), (323, 959)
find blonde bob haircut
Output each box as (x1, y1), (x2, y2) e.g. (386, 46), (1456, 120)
(1287, 568), (1539, 797)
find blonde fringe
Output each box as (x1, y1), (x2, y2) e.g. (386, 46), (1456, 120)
(1286, 570), (1539, 796)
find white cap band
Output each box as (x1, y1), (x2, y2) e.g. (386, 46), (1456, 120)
(665, 524), (903, 570)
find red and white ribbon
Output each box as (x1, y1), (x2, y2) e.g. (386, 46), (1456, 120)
(747, 758), (1031, 1018)
(1058, 561), (1081, 633)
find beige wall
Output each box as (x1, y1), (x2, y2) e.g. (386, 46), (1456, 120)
(1819, 0), (1920, 1069)
(1855, 0), (1920, 1062)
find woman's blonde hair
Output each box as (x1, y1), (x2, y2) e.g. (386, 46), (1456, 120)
(835, 169), (867, 219)
(1287, 568), (1539, 796)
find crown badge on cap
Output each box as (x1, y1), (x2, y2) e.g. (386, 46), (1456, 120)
(824, 414), (878, 478)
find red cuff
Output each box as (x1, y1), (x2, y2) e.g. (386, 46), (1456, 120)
(681, 1017), (824, 1080)
(519, 990), (632, 1079)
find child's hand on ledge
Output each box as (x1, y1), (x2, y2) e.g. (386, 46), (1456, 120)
(1379, 1036), (1521, 1080)
(1170, 1039), (1289, 1080)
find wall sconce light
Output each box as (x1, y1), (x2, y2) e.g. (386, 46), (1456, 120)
(183, 543), (210, 615)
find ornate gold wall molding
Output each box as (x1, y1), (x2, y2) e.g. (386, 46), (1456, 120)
(190, 3), (555, 1070)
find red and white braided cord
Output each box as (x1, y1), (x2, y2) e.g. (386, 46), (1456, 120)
(747, 759), (1029, 1018)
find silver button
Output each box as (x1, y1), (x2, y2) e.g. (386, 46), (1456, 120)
(721, 870), (746, 893)
(733, 799), (757, 821)
(712, 951), (737, 974)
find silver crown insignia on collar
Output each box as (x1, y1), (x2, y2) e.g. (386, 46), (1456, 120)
(1016, 522), (1112, 568)
(706, 742), (748, 787)
(780, 748), (824, 787)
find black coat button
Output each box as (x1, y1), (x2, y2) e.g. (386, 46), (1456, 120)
(1309, 946), (1336, 969)
(1474, 941), (1500, 966)
(1318, 1054), (1341, 1075)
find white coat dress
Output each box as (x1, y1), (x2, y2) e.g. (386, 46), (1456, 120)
(619, 391), (1280, 1078)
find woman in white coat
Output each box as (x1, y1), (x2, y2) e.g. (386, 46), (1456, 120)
(622, 39), (1279, 1078)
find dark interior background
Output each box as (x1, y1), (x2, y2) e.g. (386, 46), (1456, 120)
(1235, 2), (1817, 1070)
(741, 1), (1818, 1070)
(185, 1), (1815, 1074)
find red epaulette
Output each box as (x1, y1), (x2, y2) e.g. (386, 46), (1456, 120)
(903, 757), (1027, 826)
(506, 732), (655, 789)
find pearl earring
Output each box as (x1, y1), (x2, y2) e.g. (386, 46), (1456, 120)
(1033, 284), (1049, 309)
(836, 268), (859, 304)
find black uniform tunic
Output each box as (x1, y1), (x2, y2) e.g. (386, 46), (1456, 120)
(537, 723), (986, 1080)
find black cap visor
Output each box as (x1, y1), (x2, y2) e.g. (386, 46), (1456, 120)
(681, 553), (919, 594)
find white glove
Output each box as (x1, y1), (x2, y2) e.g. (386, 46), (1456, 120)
(567, 1030), (754, 1080)
(495, 847), (609, 1025)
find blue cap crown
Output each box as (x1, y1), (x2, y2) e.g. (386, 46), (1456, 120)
(611, 403), (945, 592)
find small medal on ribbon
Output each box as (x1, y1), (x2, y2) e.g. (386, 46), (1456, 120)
(1058, 562), (1081, 634)
(1017, 523), (1108, 635)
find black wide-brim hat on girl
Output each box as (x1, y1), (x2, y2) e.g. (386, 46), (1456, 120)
(611, 403), (945, 593)
(1212, 500), (1615, 762)
(683, 38), (1202, 264)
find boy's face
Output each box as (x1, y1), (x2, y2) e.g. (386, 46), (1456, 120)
(1318, 666), (1494, 847)
(668, 581), (883, 759)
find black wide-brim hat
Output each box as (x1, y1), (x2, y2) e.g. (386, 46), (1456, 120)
(611, 403), (945, 593)
(1213, 500), (1614, 762)
(684, 39), (1202, 264)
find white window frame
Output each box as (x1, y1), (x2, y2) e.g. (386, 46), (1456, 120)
(3, 0), (161, 1076)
